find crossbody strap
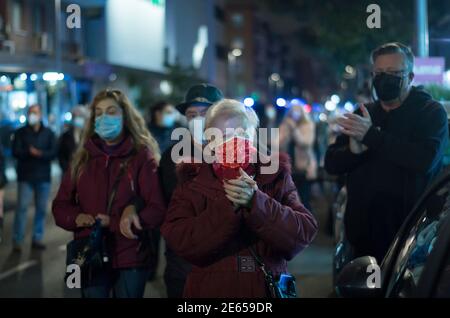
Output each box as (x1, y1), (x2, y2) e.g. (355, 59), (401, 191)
(248, 245), (271, 278)
(106, 154), (135, 215)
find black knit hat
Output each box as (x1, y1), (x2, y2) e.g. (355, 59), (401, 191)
(176, 83), (224, 115)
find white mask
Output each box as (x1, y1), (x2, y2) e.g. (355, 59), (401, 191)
(28, 113), (40, 126)
(265, 107), (276, 120)
(73, 116), (85, 128)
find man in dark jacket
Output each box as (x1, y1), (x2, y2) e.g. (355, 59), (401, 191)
(325, 42), (448, 263)
(12, 104), (57, 251)
(145, 101), (178, 281)
(147, 101), (179, 154)
(159, 83), (224, 297)
(57, 105), (89, 173)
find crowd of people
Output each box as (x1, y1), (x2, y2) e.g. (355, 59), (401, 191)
(0, 41), (448, 298)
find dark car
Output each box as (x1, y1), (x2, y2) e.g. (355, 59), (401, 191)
(336, 169), (450, 297)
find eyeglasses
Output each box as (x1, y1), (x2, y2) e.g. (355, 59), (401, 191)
(372, 69), (408, 77)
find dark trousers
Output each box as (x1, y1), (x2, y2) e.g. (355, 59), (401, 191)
(81, 268), (149, 298)
(148, 229), (161, 278)
(350, 195), (406, 264)
(164, 248), (192, 298)
(292, 172), (312, 212)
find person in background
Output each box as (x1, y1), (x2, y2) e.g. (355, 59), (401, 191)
(12, 104), (57, 252)
(52, 89), (166, 298)
(159, 83), (224, 297)
(161, 99), (317, 297)
(278, 104), (317, 211)
(58, 105), (90, 173)
(145, 101), (178, 281)
(147, 101), (178, 154)
(0, 142), (7, 244)
(259, 103), (278, 147)
(325, 42), (449, 263)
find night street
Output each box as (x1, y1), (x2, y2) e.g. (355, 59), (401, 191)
(0, 176), (334, 298)
(0, 0), (450, 305)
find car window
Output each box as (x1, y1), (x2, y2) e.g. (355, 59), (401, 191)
(389, 181), (450, 298)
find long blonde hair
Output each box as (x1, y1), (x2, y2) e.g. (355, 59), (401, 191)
(70, 89), (160, 180)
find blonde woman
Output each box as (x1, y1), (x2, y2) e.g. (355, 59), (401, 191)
(52, 89), (166, 298)
(279, 105), (317, 210)
(161, 99), (317, 297)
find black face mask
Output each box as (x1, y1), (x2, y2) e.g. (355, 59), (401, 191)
(372, 73), (405, 102)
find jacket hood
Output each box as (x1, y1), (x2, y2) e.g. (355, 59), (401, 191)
(408, 85), (433, 106)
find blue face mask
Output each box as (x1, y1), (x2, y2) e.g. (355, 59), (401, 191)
(94, 114), (123, 141)
(161, 113), (176, 128)
(73, 116), (85, 129)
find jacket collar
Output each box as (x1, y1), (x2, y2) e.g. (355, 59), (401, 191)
(25, 122), (44, 134)
(189, 152), (291, 189)
(84, 134), (135, 158)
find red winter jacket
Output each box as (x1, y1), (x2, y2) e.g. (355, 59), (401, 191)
(52, 135), (166, 269)
(161, 153), (318, 298)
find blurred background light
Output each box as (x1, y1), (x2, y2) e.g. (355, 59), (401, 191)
(64, 112), (72, 122)
(160, 80), (173, 95)
(344, 101), (355, 112)
(444, 70), (450, 87)
(331, 94), (340, 104)
(243, 97), (255, 107)
(345, 65), (354, 74)
(109, 73), (117, 82)
(231, 48), (242, 57)
(276, 97), (287, 107)
(270, 73), (281, 82)
(325, 100), (337, 111)
(43, 72), (64, 82)
(290, 98), (303, 105)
